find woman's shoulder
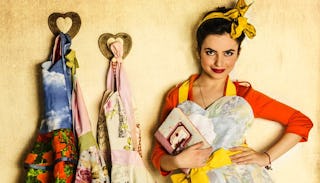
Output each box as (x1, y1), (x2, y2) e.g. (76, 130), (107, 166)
(233, 80), (253, 97)
(166, 84), (180, 99)
(166, 74), (198, 98)
(165, 80), (187, 101)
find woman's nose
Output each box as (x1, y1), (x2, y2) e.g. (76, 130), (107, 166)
(214, 54), (223, 67)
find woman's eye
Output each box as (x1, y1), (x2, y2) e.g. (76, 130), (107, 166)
(206, 50), (215, 55)
(224, 51), (234, 56)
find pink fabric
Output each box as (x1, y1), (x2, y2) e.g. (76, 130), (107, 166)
(72, 80), (92, 137)
(110, 42), (124, 63)
(111, 150), (144, 166)
(51, 35), (60, 63)
(106, 41), (138, 150)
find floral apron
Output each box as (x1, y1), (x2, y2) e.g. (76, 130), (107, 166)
(24, 33), (78, 182)
(67, 50), (110, 183)
(171, 80), (273, 183)
(96, 40), (154, 183)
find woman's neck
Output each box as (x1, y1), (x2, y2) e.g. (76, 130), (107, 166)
(194, 73), (227, 91)
(192, 73), (227, 109)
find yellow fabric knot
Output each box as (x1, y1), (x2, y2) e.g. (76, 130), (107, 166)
(199, 0), (256, 39)
(65, 50), (79, 76)
(171, 146), (246, 183)
(230, 16), (255, 39)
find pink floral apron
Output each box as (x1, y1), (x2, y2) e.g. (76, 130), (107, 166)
(96, 40), (154, 183)
(68, 50), (110, 183)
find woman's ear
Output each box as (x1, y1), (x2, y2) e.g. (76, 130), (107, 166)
(196, 48), (201, 61)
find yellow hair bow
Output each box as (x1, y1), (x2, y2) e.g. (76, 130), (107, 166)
(171, 145), (246, 183)
(199, 0), (256, 39)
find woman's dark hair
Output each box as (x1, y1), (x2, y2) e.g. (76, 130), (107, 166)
(196, 7), (245, 52)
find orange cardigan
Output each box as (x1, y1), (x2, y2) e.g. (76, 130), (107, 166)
(151, 74), (313, 176)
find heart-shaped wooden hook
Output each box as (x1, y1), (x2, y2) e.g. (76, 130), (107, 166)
(48, 12), (81, 38)
(98, 33), (132, 60)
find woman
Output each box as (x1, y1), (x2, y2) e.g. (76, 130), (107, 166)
(151, 0), (313, 182)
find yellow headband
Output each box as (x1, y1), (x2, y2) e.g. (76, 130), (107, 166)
(199, 0), (256, 39)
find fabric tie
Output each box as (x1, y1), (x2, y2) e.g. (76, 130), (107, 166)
(230, 16), (255, 39)
(199, 0), (256, 39)
(171, 146), (246, 183)
(109, 40), (124, 86)
(65, 50), (79, 76)
(110, 41), (124, 63)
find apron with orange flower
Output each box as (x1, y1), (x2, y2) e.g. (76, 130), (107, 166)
(24, 33), (78, 183)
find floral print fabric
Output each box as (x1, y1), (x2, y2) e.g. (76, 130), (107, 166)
(24, 33), (78, 183)
(98, 91), (155, 183)
(96, 39), (155, 182)
(178, 96), (274, 183)
(40, 34), (73, 133)
(25, 129), (78, 183)
(75, 134), (109, 183)
(71, 76), (110, 183)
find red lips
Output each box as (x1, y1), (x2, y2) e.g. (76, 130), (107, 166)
(212, 68), (225, 73)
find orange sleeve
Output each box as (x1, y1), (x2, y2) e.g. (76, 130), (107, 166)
(151, 75), (198, 176)
(237, 84), (313, 142)
(151, 86), (179, 176)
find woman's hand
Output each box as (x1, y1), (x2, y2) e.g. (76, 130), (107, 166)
(174, 142), (213, 168)
(229, 146), (269, 167)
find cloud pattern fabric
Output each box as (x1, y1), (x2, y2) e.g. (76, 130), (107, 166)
(39, 35), (72, 133)
(25, 33), (78, 183)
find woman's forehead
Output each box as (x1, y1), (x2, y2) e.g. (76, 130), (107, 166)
(202, 34), (239, 50)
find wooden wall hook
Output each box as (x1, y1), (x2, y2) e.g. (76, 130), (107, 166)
(48, 12), (81, 38)
(98, 32), (132, 60)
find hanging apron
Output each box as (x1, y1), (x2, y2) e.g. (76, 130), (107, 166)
(96, 41), (154, 183)
(68, 50), (110, 183)
(24, 33), (78, 183)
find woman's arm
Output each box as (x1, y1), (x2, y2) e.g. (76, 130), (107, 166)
(231, 84), (313, 167)
(160, 142), (213, 171)
(242, 86), (313, 142)
(151, 86), (179, 175)
(151, 76), (210, 174)
(230, 133), (302, 167)
(264, 133), (302, 162)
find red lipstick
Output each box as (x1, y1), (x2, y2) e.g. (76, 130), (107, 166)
(212, 68), (225, 73)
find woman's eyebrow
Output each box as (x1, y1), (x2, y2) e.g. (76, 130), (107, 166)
(224, 49), (236, 52)
(204, 48), (235, 52)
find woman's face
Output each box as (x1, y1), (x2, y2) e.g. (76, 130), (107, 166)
(199, 33), (239, 80)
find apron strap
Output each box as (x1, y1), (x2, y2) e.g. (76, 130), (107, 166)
(106, 40), (139, 151)
(225, 77), (237, 96)
(178, 80), (190, 104)
(178, 76), (237, 104)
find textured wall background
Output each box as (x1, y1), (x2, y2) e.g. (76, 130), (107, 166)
(0, 0), (319, 182)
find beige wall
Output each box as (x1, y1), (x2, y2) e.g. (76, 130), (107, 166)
(0, 0), (319, 182)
